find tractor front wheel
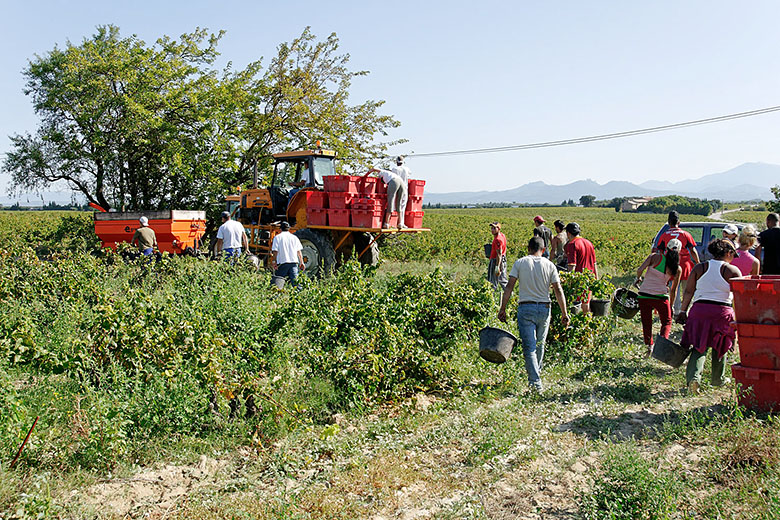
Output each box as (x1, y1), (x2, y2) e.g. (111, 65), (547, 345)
(296, 228), (336, 278)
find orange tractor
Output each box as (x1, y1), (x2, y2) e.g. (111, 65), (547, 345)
(225, 147), (428, 276)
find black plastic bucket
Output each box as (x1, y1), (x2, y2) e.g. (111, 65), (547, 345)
(479, 327), (517, 364)
(483, 243), (492, 258)
(591, 299), (611, 316)
(613, 288), (640, 319)
(651, 335), (691, 368)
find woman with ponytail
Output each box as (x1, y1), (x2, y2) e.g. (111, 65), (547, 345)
(635, 238), (683, 355)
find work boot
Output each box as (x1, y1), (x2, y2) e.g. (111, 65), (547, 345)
(687, 381), (700, 395)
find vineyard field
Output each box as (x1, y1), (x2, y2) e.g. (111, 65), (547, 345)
(1, 208), (778, 519)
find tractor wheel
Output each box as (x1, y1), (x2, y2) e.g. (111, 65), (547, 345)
(354, 232), (380, 266)
(296, 228), (336, 278)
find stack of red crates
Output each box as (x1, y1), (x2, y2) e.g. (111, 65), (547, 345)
(729, 275), (780, 411)
(310, 175), (425, 229)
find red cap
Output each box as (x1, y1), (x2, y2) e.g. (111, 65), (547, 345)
(533, 215), (545, 223)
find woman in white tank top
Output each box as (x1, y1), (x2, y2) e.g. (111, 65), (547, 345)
(678, 239), (742, 394)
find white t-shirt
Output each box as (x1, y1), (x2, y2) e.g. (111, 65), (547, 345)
(509, 255), (561, 303)
(271, 231), (303, 264)
(216, 219), (246, 249)
(391, 165), (411, 184)
(377, 169), (401, 185)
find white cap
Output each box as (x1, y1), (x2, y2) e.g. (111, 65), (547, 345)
(723, 224), (738, 236)
(139, 216), (148, 226)
(666, 238), (683, 252)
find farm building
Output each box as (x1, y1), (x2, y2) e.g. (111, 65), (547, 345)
(620, 196), (654, 212)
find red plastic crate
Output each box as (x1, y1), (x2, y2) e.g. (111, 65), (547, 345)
(306, 208), (327, 226)
(403, 211), (424, 229)
(328, 192), (354, 209)
(736, 323), (780, 369)
(359, 176), (379, 195)
(351, 198), (381, 211)
(305, 190), (327, 209)
(323, 175), (360, 193)
(408, 179), (426, 197)
(406, 195), (423, 212)
(732, 363), (780, 412)
(387, 212), (398, 228)
(352, 209), (383, 229)
(327, 209), (350, 227)
(729, 276), (780, 325)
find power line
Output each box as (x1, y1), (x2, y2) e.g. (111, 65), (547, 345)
(371, 104), (780, 160)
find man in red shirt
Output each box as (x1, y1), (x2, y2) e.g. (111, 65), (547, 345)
(564, 222), (598, 312)
(655, 211), (699, 314)
(488, 221), (508, 290)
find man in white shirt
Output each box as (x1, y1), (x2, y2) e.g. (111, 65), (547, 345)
(216, 211), (249, 260)
(498, 237), (570, 392)
(271, 221), (305, 286)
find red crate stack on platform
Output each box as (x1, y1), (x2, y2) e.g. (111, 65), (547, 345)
(729, 275), (780, 412)
(320, 175), (426, 229)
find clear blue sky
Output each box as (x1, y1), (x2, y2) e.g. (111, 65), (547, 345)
(2, 0), (780, 197)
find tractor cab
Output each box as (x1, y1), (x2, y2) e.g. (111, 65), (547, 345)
(269, 150), (335, 220)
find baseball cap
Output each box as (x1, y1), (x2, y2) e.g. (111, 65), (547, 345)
(280, 221), (290, 231)
(565, 222), (580, 235)
(139, 216), (148, 226)
(666, 238), (683, 252)
(395, 156), (404, 165)
(723, 224), (738, 236)
(489, 221), (501, 229)
(221, 211), (230, 219)
(533, 215), (545, 223)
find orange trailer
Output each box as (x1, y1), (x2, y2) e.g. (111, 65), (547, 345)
(94, 210), (206, 254)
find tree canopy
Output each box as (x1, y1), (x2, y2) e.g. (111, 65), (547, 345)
(3, 26), (401, 211)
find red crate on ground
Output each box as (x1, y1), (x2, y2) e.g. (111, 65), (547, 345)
(731, 363), (780, 412)
(359, 176), (379, 195)
(352, 209), (383, 229)
(305, 190), (327, 209)
(403, 211), (424, 229)
(306, 208), (327, 226)
(323, 175), (360, 193)
(729, 276), (780, 325)
(408, 179), (426, 197)
(736, 323), (780, 369)
(406, 195), (423, 212)
(327, 209), (350, 227)
(328, 192), (354, 209)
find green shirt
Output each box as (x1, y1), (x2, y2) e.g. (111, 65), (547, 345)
(132, 226), (157, 250)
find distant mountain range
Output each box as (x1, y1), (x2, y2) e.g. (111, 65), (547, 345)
(425, 162), (779, 205)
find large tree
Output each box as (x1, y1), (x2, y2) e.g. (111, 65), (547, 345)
(3, 26), (401, 210)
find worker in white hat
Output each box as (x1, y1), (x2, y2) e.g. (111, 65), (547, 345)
(722, 223), (739, 241)
(131, 216), (157, 256)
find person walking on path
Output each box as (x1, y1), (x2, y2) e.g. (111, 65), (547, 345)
(550, 219), (567, 269)
(271, 221), (305, 286)
(487, 222), (508, 290)
(216, 210), (249, 260)
(731, 225), (760, 276)
(533, 216), (553, 258)
(677, 238), (742, 395)
(655, 211), (700, 314)
(131, 216), (157, 257)
(368, 165), (408, 229)
(564, 222), (598, 312)
(498, 237), (569, 392)
(635, 238), (682, 356)
(756, 212), (780, 274)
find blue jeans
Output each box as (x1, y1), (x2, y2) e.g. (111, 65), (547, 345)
(516, 303), (551, 390)
(275, 262), (299, 286)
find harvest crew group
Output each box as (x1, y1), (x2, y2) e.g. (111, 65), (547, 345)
(491, 211), (780, 394)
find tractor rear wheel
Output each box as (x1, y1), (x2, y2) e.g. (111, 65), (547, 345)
(354, 232), (379, 266)
(296, 228), (336, 278)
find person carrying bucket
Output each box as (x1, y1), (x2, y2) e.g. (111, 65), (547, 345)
(498, 236), (569, 392)
(635, 238), (682, 356)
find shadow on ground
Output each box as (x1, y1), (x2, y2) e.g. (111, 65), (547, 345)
(555, 403), (732, 441)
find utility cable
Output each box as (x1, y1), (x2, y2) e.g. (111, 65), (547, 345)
(358, 104), (780, 160)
